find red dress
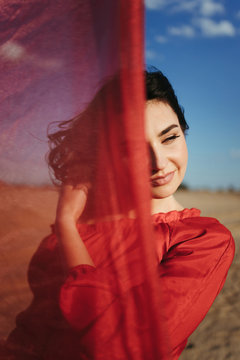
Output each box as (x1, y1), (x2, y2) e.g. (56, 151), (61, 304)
(4, 208), (235, 359)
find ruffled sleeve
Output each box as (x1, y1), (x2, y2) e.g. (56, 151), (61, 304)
(59, 220), (145, 351)
(156, 215), (235, 358)
(59, 264), (121, 331)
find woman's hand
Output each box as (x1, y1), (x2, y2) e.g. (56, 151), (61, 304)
(56, 184), (89, 225)
(55, 184), (95, 269)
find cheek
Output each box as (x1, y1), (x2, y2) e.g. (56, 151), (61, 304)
(176, 140), (188, 170)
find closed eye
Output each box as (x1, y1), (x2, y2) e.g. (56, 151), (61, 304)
(162, 135), (180, 144)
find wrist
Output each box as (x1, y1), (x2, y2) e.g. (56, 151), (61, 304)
(55, 215), (78, 233)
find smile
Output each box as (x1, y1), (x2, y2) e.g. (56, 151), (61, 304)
(151, 171), (175, 187)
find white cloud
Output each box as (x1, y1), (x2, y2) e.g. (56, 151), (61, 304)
(145, 0), (168, 10)
(195, 18), (236, 37)
(200, 0), (225, 16)
(172, 0), (199, 13)
(155, 35), (168, 43)
(146, 49), (157, 60)
(168, 25), (195, 37)
(0, 41), (25, 61)
(0, 40), (62, 70)
(145, 49), (165, 62)
(145, 0), (197, 11)
(145, 0), (225, 17)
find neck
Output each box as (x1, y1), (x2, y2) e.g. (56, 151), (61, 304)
(151, 195), (184, 215)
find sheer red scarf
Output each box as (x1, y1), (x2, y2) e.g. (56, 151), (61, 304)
(0, 1), (170, 358)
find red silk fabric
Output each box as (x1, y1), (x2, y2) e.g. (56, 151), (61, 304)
(0, 0), (168, 358)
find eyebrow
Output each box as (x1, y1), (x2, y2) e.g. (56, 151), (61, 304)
(158, 124), (179, 137)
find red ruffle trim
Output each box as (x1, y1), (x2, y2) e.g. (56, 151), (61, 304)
(152, 208), (201, 224)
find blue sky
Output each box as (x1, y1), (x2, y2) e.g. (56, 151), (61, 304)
(145, 0), (240, 189)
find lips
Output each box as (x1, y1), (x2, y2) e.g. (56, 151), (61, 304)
(151, 171), (175, 186)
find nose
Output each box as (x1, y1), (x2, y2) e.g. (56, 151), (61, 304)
(149, 144), (168, 173)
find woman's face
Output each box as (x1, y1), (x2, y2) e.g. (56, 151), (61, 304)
(145, 101), (188, 199)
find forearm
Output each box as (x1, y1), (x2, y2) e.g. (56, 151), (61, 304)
(55, 217), (95, 270)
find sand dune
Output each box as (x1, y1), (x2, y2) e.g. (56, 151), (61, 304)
(0, 183), (239, 359)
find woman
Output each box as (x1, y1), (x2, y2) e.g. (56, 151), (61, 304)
(4, 70), (235, 359)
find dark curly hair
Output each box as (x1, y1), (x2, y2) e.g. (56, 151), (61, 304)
(145, 69), (189, 133)
(47, 70), (188, 186)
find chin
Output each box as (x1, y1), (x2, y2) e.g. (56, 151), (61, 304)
(151, 183), (180, 199)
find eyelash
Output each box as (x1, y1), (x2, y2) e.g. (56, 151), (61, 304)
(162, 135), (180, 144)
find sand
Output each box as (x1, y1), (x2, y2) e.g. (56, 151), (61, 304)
(176, 190), (240, 360)
(0, 183), (239, 359)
